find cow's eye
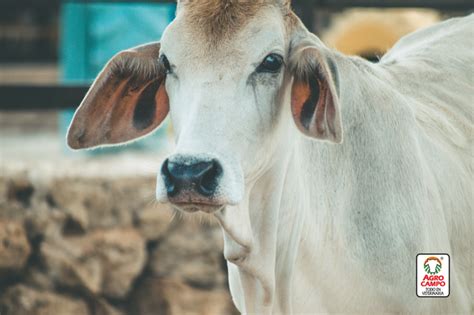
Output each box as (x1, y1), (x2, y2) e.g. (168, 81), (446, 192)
(160, 54), (172, 74)
(257, 53), (284, 73)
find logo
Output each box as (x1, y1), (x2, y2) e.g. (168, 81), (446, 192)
(416, 253), (450, 298)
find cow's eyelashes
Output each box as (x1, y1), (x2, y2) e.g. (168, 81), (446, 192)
(160, 54), (172, 74)
(256, 53), (284, 73)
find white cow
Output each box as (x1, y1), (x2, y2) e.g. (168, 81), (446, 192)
(67, 1), (473, 313)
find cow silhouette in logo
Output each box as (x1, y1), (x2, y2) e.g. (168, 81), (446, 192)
(424, 257), (442, 275)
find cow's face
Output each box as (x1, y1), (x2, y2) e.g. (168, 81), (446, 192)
(67, 1), (342, 214)
(155, 5), (292, 212)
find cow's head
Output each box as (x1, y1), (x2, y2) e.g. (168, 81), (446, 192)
(67, 0), (342, 213)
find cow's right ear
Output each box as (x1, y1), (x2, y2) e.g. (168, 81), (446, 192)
(67, 42), (169, 150)
(289, 46), (343, 144)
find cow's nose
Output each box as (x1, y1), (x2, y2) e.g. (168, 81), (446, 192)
(161, 158), (223, 197)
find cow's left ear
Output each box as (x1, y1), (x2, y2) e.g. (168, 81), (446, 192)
(289, 46), (343, 144)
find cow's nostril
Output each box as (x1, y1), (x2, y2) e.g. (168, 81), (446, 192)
(161, 159), (178, 196)
(198, 160), (223, 196)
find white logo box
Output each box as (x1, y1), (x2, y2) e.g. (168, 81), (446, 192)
(416, 253), (450, 298)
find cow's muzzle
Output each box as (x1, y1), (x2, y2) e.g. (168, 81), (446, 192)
(160, 155), (225, 212)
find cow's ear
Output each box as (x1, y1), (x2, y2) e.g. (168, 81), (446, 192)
(289, 47), (343, 144)
(67, 42), (169, 150)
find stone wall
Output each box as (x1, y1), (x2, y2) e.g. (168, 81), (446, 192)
(0, 159), (237, 315)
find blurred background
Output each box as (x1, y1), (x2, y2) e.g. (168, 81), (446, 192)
(0, 1), (472, 314)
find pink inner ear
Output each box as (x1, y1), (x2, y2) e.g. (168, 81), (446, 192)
(324, 91), (337, 139)
(68, 75), (169, 149)
(314, 83), (329, 136)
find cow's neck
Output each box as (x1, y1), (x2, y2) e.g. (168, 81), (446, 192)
(215, 55), (374, 314)
(214, 136), (296, 313)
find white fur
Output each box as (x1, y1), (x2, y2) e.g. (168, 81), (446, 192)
(157, 9), (473, 314)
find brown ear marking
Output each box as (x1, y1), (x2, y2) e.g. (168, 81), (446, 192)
(67, 42), (169, 150)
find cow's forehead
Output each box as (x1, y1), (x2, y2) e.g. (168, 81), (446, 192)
(178, 0), (288, 42)
(161, 5), (292, 65)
